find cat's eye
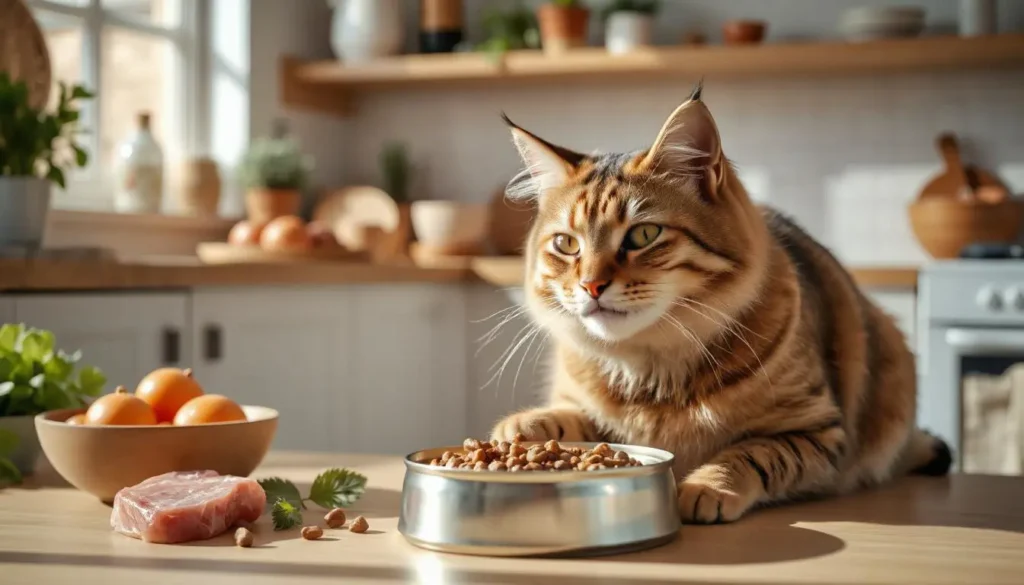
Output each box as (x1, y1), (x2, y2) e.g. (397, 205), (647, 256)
(623, 224), (662, 250)
(552, 234), (580, 255)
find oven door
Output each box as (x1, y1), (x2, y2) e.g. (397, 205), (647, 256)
(921, 327), (1024, 474)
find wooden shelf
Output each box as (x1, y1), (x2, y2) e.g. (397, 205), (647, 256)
(282, 34), (1024, 116)
(471, 256), (918, 290)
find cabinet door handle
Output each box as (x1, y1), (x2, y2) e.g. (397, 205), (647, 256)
(161, 327), (181, 365)
(204, 324), (223, 362)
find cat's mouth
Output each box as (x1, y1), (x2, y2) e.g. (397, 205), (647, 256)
(580, 302), (629, 318)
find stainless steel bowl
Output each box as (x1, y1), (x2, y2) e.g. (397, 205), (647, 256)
(398, 442), (680, 557)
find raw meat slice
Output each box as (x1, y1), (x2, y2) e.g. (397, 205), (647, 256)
(111, 470), (266, 544)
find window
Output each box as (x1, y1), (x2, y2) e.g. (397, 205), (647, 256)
(27, 0), (209, 211)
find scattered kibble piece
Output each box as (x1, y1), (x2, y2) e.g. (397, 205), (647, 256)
(324, 508), (347, 529)
(301, 526), (324, 540)
(234, 527), (254, 548)
(350, 516), (369, 534)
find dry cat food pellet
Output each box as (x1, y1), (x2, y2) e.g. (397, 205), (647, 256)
(324, 508), (347, 529)
(301, 525), (324, 540)
(427, 437), (643, 471)
(350, 516), (369, 533)
(234, 527), (254, 548)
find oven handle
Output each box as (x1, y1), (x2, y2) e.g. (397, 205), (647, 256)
(945, 328), (1024, 355)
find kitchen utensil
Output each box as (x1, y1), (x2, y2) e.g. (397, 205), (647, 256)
(722, 20), (767, 45)
(36, 405), (278, 503)
(919, 133), (1007, 201)
(1, 0), (52, 110)
(398, 442), (680, 557)
(411, 201), (488, 250)
(313, 186), (400, 252)
(908, 197), (1024, 259)
(196, 242), (368, 265)
(488, 189), (536, 256)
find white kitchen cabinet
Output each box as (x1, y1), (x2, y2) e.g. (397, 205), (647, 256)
(346, 284), (469, 454)
(190, 287), (356, 453)
(866, 290), (917, 351)
(12, 292), (190, 393)
(0, 296), (14, 325)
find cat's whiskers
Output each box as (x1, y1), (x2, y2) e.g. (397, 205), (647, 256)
(672, 298), (772, 388)
(475, 305), (528, 355)
(661, 312), (725, 392)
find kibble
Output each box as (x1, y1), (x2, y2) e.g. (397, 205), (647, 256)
(324, 508), (347, 529)
(234, 527), (254, 548)
(427, 437), (643, 472)
(301, 526), (324, 540)
(350, 516), (369, 534)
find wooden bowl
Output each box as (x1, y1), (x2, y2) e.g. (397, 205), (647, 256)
(722, 20), (767, 45)
(36, 405), (278, 503)
(908, 198), (1024, 259)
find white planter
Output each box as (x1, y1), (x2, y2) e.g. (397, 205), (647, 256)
(605, 12), (654, 55)
(328, 0), (404, 64)
(0, 177), (51, 250)
(959, 0), (997, 36)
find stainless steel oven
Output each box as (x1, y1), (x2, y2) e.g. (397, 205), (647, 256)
(918, 261), (1024, 474)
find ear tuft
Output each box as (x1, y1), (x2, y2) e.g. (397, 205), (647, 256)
(688, 77), (704, 102)
(504, 118), (584, 201)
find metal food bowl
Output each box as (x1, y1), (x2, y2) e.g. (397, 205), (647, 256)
(398, 442), (680, 557)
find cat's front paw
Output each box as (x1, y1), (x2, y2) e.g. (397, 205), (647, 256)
(677, 476), (749, 525)
(490, 408), (591, 443)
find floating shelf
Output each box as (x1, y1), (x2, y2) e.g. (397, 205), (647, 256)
(282, 34), (1024, 116)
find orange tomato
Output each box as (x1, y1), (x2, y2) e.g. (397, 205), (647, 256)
(228, 220), (265, 246)
(65, 413), (87, 425)
(135, 367), (205, 423)
(173, 394), (246, 425)
(260, 216), (311, 252)
(85, 386), (157, 426)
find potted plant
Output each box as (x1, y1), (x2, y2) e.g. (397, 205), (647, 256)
(603, 0), (659, 54)
(0, 73), (93, 250)
(537, 0), (591, 54)
(476, 2), (541, 61)
(376, 142), (414, 260)
(237, 122), (314, 224)
(0, 324), (105, 480)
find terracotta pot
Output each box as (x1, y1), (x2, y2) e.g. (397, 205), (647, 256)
(908, 197), (1024, 259)
(722, 20), (767, 45)
(178, 157), (221, 217)
(245, 188), (301, 224)
(537, 4), (590, 54)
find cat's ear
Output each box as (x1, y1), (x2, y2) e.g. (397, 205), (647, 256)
(503, 113), (584, 201)
(641, 82), (726, 202)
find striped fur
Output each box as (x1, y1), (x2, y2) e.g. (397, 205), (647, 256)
(491, 89), (951, 523)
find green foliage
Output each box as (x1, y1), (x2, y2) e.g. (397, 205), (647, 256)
(270, 498), (302, 530)
(602, 0), (659, 19)
(477, 2), (541, 59)
(552, 0), (580, 7)
(0, 72), (94, 189)
(238, 134), (314, 191)
(258, 477), (304, 510)
(0, 429), (21, 487)
(258, 468), (368, 530)
(379, 143), (410, 203)
(0, 324), (106, 417)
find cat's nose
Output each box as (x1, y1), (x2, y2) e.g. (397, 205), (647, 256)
(580, 279), (611, 299)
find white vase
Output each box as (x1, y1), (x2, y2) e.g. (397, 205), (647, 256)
(114, 112), (164, 214)
(959, 0), (997, 36)
(605, 12), (654, 55)
(328, 0), (404, 63)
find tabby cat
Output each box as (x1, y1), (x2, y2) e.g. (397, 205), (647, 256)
(490, 84), (951, 524)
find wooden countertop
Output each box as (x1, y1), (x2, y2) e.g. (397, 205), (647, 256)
(2, 452), (1022, 584)
(0, 257), (918, 292)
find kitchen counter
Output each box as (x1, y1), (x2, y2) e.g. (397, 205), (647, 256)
(2, 452), (1022, 585)
(0, 257), (918, 292)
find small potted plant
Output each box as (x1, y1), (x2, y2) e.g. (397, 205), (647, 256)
(476, 2), (541, 61)
(603, 0), (659, 54)
(237, 121), (314, 224)
(0, 324), (105, 480)
(376, 142), (414, 260)
(537, 0), (591, 54)
(0, 73), (93, 251)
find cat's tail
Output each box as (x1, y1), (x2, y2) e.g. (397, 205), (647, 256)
(900, 428), (953, 477)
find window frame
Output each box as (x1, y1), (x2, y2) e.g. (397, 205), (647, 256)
(26, 0), (210, 211)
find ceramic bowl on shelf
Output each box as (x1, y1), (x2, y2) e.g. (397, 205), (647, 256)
(411, 201), (489, 251)
(839, 6), (926, 41)
(398, 442), (679, 557)
(36, 405), (278, 502)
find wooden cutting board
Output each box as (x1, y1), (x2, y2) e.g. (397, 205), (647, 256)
(919, 133), (1008, 202)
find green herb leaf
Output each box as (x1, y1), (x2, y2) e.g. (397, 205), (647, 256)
(77, 366), (106, 396)
(308, 468), (367, 509)
(270, 498), (302, 531)
(258, 477), (303, 510)
(0, 324), (20, 352)
(20, 332), (49, 362)
(72, 143), (88, 167)
(71, 85), (94, 99)
(44, 351), (73, 381)
(0, 429), (18, 456)
(0, 458), (23, 487)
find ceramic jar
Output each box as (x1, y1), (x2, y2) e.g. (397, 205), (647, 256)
(114, 112), (164, 214)
(178, 157), (221, 217)
(328, 0), (405, 63)
(605, 11), (654, 55)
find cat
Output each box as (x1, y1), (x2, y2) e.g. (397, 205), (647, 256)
(489, 82), (951, 524)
